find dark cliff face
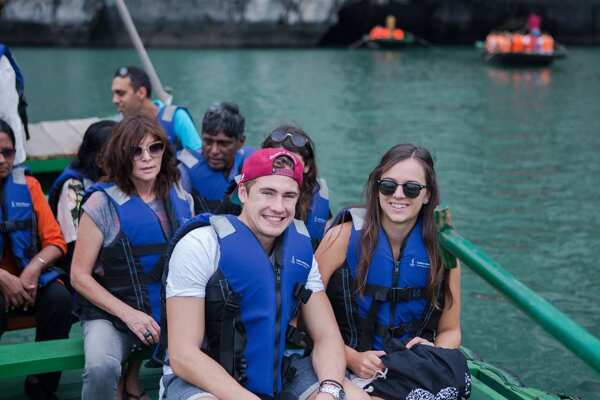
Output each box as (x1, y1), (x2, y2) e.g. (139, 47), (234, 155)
(1, 0), (600, 47)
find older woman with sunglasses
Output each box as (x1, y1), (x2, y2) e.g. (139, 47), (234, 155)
(71, 115), (194, 400)
(316, 144), (464, 397)
(0, 119), (71, 398)
(262, 125), (331, 247)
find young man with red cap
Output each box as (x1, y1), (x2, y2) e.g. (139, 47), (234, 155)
(160, 148), (365, 400)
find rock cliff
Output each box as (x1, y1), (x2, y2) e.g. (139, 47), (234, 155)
(1, 0), (599, 46)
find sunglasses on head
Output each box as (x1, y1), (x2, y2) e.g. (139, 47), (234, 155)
(270, 130), (309, 148)
(131, 142), (165, 160)
(0, 148), (16, 159)
(377, 178), (428, 198)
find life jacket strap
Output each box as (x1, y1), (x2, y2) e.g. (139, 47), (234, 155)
(0, 219), (32, 233)
(100, 243), (168, 259)
(217, 281), (247, 384)
(363, 284), (427, 303)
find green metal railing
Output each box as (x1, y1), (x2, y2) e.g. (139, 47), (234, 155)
(435, 208), (600, 374)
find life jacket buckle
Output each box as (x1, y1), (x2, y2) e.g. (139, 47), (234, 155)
(293, 283), (312, 304)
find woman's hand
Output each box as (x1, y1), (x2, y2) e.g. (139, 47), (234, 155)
(347, 348), (386, 378)
(121, 308), (161, 346)
(0, 270), (33, 310)
(406, 336), (434, 349)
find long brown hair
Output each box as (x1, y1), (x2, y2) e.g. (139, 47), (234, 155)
(101, 114), (179, 198)
(356, 144), (449, 307)
(262, 125), (318, 221)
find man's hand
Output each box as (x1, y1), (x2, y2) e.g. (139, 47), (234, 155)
(0, 270), (34, 310)
(347, 349), (386, 379)
(19, 264), (41, 305)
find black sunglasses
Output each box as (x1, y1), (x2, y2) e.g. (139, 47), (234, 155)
(131, 142), (165, 160)
(270, 131), (309, 148)
(377, 179), (428, 198)
(0, 148), (16, 159)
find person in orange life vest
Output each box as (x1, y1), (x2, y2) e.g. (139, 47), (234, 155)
(0, 118), (71, 400)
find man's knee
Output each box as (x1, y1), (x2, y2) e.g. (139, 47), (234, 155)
(40, 282), (72, 315)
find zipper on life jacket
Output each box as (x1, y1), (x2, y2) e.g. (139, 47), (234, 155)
(272, 262), (282, 396)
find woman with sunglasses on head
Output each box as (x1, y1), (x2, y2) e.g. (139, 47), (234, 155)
(71, 115), (193, 400)
(47, 120), (116, 282)
(316, 144), (466, 398)
(0, 118), (72, 399)
(262, 125), (331, 247)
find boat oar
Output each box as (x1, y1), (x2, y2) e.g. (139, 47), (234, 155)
(114, 0), (172, 105)
(349, 35), (368, 50)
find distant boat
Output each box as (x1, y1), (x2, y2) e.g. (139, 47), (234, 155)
(477, 33), (567, 67)
(482, 46), (567, 67)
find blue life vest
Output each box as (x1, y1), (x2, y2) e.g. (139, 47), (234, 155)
(327, 208), (442, 352)
(164, 214), (314, 397)
(78, 182), (192, 329)
(305, 177), (330, 246)
(177, 146), (254, 213)
(47, 165), (92, 215)
(156, 104), (193, 150)
(0, 167), (61, 285)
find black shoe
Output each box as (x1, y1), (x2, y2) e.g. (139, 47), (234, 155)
(24, 376), (58, 400)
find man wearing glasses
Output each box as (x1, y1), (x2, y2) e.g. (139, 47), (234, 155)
(111, 65), (201, 152)
(177, 102), (253, 214)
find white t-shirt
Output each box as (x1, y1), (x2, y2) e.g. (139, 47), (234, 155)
(166, 225), (325, 299)
(164, 224), (325, 376)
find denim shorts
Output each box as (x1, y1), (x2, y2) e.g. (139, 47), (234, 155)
(161, 355), (318, 400)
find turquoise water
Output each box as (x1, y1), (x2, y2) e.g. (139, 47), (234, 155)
(13, 47), (600, 397)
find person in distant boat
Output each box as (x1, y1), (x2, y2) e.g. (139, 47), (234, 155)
(0, 118), (72, 400)
(527, 12), (542, 37)
(162, 148), (367, 400)
(70, 115), (193, 400)
(316, 144), (470, 399)
(261, 125), (331, 248)
(47, 120), (115, 280)
(111, 65), (201, 152)
(177, 101), (253, 214)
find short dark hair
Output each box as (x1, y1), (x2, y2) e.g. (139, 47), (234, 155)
(113, 66), (152, 98)
(202, 102), (245, 139)
(72, 120), (116, 181)
(101, 115), (179, 198)
(0, 118), (16, 147)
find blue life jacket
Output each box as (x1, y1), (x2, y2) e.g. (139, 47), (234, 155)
(305, 177), (330, 246)
(78, 182), (192, 330)
(156, 104), (194, 151)
(0, 167), (61, 286)
(327, 208), (442, 352)
(163, 213), (314, 397)
(177, 146), (254, 213)
(47, 165), (92, 215)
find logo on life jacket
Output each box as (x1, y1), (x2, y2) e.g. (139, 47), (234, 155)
(291, 255), (311, 270)
(10, 201), (31, 208)
(409, 257), (430, 269)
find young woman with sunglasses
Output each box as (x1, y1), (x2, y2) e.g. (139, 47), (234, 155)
(315, 144), (462, 396)
(262, 125), (331, 247)
(71, 115), (194, 400)
(47, 120), (116, 281)
(0, 118), (72, 399)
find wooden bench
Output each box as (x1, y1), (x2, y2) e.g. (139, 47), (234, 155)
(0, 336), (85, 378)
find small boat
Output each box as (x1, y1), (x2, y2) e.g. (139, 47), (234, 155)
(477, 33), (567, 67)
(482, 47), (567, 67)
(351, 15), (427, 49)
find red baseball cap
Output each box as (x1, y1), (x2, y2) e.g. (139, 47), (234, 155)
(239, 148), (304, 187)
